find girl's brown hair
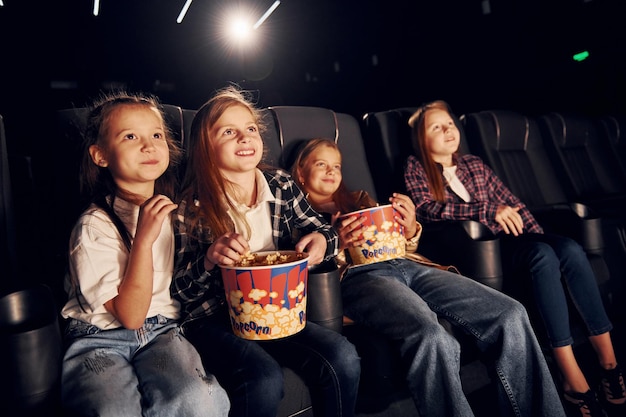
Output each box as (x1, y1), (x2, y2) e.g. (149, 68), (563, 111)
(290, 138), (362, 213)
(180, 85), (268, 240)
(81, 91), (181, 250)
(72, 91), (181, 312)
(408, 100), (456, 202)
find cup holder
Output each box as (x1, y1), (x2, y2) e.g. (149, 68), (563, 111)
(0, 284), (62, 414)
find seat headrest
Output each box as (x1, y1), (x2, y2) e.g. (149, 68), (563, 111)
(485, 110), (530, 151)
(267, 106), (339, 169)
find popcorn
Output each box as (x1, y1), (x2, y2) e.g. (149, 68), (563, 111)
(342, 205), (406, 266)
(234, 251), (304, 267)
(220, 251), (309, 340)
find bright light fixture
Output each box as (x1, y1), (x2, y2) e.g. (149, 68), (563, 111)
(230, 17), (253, 41)
(93, 0), (100, 16)
(253, 0), (280, 30)
(177, 0), (193, 23)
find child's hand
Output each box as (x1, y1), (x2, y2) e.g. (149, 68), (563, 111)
(495, 205), (524, 236)
(204, 232), (250, 270)
(389, 193), (418, 239)
(135, 194), (178, 246)
(335, 214), (366, 251)
(295, 232), (327, 265)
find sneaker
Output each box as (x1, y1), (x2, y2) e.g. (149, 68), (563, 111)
(600, 364), (626, 405)
(563, 390), (607, 417)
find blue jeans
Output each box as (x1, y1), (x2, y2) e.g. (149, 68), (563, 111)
(184, 308), (360, 417)
(341, 258), (565, 417)
(500, 233), (613, 347)
(62, 315), (230, 417)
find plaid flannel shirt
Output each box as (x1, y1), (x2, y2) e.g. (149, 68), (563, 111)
(404, 154), (543, 235)
(170, 169), (339, 326)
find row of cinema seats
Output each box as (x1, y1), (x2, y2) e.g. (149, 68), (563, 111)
(2, 101), (624, 416)
(361, 107), (626, 334)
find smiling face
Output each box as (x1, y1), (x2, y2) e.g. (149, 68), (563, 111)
(299, 143), (342, 205)
(423, 108), (460, 167)
(89, 103), (169, 196)
(210, 104), (263, 181)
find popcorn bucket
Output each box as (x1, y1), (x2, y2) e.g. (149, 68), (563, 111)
(340, 204), (405, 265)
(220, 251), (309, 340)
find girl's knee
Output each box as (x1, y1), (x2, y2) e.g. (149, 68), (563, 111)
(499, 299), (531, 327)
(412, 321), (461, 357)
(320, 336), (361, 382)
(560, 237), (586, 258)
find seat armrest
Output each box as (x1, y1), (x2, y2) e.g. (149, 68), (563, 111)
(307, 263), (343, 334)
(530, 203), (604, 255)
(418, 220), (503, 290)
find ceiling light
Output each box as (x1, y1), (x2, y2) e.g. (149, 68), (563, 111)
(253, 0), (280, 30)
(177, 0), (193, 23)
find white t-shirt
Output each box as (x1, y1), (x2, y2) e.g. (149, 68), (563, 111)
(443, 166), (471, 202)
(61, 197), (180, 329)
(228, 169), (275, 252)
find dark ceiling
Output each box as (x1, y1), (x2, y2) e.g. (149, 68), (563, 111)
(0, 0), (624, 147)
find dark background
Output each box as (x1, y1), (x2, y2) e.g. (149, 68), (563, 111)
(1, 0), (625, 154)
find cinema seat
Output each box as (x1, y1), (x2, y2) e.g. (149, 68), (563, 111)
(536, 111), (626, 315)
(596, 115), (626, 179)
(263, 106), (378, 201)
(1, 114), (16, 281)
(461, 110), (606, 254)
(1, 114), (63, 416)
(263, 105), (498, 415)
(537, 112), (626, 214)
(361, 107), (502, 291)
(460, 110), (613, 310)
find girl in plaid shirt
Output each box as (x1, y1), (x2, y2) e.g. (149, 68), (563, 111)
(171, 86), (360, 417)
(404, 100), (624, 417)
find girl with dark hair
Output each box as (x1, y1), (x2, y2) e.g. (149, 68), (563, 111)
(61, 92), (230, 417)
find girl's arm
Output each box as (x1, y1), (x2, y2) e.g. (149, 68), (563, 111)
(292, 190), (339, 262)
(171, 199), (234, 321)
(404, 155), (542, 234)
(105, 195), (178, 329)
(482, 162), (543, 234)
(404, 156), (499, 226)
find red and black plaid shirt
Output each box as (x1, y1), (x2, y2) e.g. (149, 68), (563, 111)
(404, 154), (543, 235)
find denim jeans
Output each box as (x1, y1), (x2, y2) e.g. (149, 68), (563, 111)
(62, 315), (230, 417)
(341, 258), (566, 417)
(500, 232), (613, 347)
(184, 308), (360, 417)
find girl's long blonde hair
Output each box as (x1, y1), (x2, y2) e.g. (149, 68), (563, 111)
(180, 85), (268, 240)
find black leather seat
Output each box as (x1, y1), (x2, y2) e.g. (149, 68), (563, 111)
(596, 115), (626, 179)
(264, 105), (499, 416)
(461, 110), (607, 254)
(262, 105), (422, 415)
(1, 114), (63, 417)
(537, 112), (626, 214)
(535, 112), (626, 311)
(264, 106), (378, 202)
(460, 109), (614, 314)
(1, 113), (16, 281)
